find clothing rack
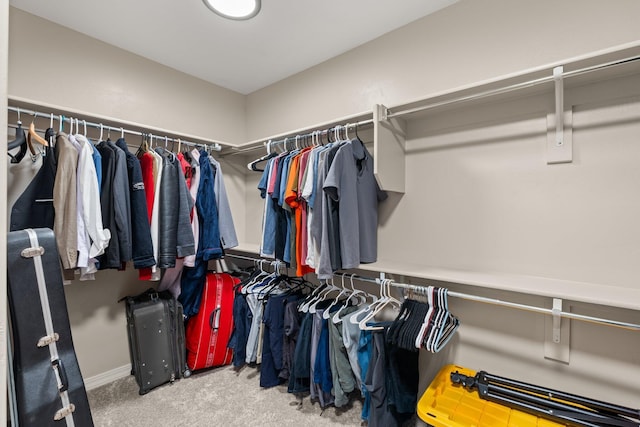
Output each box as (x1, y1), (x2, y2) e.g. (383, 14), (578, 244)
(224, 253), (640, 332)
(231, 116), (375, 155)
(385, 53), (640, 119)
(7, 104), (222, 152)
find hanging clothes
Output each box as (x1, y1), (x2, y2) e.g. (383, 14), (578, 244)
(10, 128), (57, 231)
(138, 150), (155, 224)
(75, 135), (110, 262)
(156, 147), (195, 268)
(115, 138), (155, 270)
(209, 155), (238, 250)
(110, 140), (133, 266)
(53, 132), (79, 271)
(96, 140), (119, 269)
(148, 147), (164, 280)
(183, 148), (201, 268)
(195, 150), (222, 260)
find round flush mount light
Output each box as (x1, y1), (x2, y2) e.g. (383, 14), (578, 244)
(202, 0), (261, 20)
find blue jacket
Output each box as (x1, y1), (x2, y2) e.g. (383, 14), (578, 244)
(196, 150), (223, 261)
(115, 139), (155, 269)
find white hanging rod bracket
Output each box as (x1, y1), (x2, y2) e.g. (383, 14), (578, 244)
(553, 66), (564, 147)
(552, 298), (562, 343)
(547, 66), (572, 164)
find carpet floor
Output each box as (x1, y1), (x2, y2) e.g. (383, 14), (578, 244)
(87, 364), (367, 427)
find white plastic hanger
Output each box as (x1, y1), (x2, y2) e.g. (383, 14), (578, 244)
(323, 275), (350, 319)
(307, 277), (340, 314)
(350, 277), (388, 326)
(99, 124), (104, 142)
(415, 286), (435, 349)
(358, 279), (401, 331)
(332, 274), (364, 324)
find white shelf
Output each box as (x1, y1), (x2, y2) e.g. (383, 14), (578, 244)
(225, 245), (640, 311)
(227, 242), (261, 255)
(356, 260), (640, 311)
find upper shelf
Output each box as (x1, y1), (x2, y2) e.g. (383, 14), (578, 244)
(356, 261), (640, 311)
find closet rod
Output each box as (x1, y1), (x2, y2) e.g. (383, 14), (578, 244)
(231, 117), (374, 155)
(340, 273), (640, 332)
(7, 105), (222, 151)
(224, 253), (640, 332)
(386, 54), (640, 119)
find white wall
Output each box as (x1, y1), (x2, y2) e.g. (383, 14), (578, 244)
(246, 0), (640, 140)
(6, 7), (249, 385)
(1, 0), (9, 423)
(8, 8), (246, 144)
(240, 0), (640, 415)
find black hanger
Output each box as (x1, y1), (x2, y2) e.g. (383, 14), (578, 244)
(8, 123), (28, 164)
(8, 117), (28, 164)
(247, 139), (277, 172)
(8, 121), (26, 150)
(182, 149), (193, 163)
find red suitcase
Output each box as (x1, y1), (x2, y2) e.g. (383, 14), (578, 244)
(185, 272), (239, 370)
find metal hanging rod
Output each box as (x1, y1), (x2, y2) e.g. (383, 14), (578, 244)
(231, 117), (375, 155)
(7, 105), (222, 151)
(224, 253), (640, 331)
(386, 54), (640, 119)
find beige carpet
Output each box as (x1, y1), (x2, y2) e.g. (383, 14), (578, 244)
(87, 364), (367, 427)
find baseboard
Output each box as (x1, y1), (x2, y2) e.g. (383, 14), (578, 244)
(84, 364), (131, 391)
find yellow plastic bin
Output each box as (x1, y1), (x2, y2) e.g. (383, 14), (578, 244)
(417, 365), (567, 427)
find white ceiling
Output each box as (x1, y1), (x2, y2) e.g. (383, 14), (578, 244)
(9, 0), (458, 94)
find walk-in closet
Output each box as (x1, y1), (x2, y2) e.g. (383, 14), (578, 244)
(3, 1), (640, 426)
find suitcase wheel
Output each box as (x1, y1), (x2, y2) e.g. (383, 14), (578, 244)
(183, 368), (191, 378)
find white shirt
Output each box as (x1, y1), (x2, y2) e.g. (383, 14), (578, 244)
(183, 149), (201, 267)
(150, 148), (164, 280)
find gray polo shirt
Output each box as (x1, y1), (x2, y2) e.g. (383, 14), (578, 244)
(324, 139), (387, 267)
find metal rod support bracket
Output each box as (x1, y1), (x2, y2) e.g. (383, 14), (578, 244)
(552, 298), (562, 343)
(553, 66), (564, 147)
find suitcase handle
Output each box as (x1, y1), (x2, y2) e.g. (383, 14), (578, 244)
(209, 308), (221, 331)
(52, 359), (69, 392)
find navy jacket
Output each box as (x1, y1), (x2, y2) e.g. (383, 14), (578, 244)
(96, 141), (121, 269)
(115, 138), (155, 269)
(196, 150), (222, 261)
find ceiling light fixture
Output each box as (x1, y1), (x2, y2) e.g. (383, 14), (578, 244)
(202, 0), (261, 20)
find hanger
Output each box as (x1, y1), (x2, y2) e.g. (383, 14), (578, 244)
(358, 279), (401, 331)
(247, 139), (277, 172)
(27, 112), (48, 153)
(414, 286), (435, 349)
(308, 277), (341, 314)
(298, 281), (328, 312)
(99, 124), (104, 142)
(241, 260), (272, 295)
(8, 108), (29, 164)
(136, 132), (149, 156)
(323, 274), (350, 319)
(332, 274), (365, 324)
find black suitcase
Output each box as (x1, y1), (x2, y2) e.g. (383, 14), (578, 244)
(124, 289), (190, 395)
(7, 228), (94, 427)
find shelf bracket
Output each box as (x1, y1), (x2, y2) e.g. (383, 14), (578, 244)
(544, 298), (571, 364)
(547, 66), (573, 164)
(552, 298), (562, 343)
(373, 104), (406, 193)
